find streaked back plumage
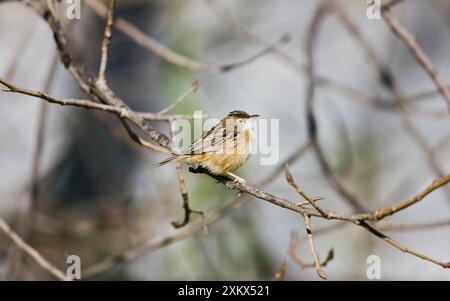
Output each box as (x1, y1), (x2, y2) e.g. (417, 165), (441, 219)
(155, 111), (257, 175)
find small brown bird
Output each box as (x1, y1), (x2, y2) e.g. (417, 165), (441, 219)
(155, 110), (259, 183)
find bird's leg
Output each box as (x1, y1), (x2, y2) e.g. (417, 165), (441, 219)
(226, 172), (246, 184)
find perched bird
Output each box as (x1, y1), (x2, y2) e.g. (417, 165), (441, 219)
(155, 110), (259, 183)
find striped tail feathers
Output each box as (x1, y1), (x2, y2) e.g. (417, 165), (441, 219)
(153, 154), (187, 167)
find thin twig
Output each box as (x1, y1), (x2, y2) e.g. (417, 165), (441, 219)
(285, 165), (327, 217)
(371, 174), (450, 220)
(289, 230), (334, 270)
(332, 0), (450, 204)
(29, 54), (59, 205)
(382, 0), (406, 11)
(156, 80), (199, 116)
(119, 118), (170, 154)
(383, 7), (450, 110)
(5, 51), (59, 280)
(4, 60), (450, 269)
(3, 19), (35, 81)
(203, 0), (306, 72)
(82, 142), (311, 277)
(97, 0), (116, 83)
(302, 218), (329, 280)
(318, 77), (448, 118)
(377, 219), (450, 232)
(85, 0), (284, 74)
(5, 64), (450, 270)
(0, 78), (198, 125)
(0, 216), (67, 280)
(304, 2), (366, 213)
(358, 221), (450, 268)
(169, 121), (205, 229)
(272, 260), (288, 281)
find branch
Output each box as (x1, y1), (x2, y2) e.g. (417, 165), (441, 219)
(29, 53), (58, 205)
(169, 122), (205, 229)
(4, 67), (450, 271)
(371, 174), (450, 220)
(85, 0), (285, 74)
(204, 0), (305, 72)
(0, 215), (67, 280)
(303, 215), (328, 279)
(204, 0), (386, 118)
(282, 162), (450, 269)
(285, 165), (327, 217)
(4, 52), (60, 280)
(289, 230), (334, 270)
(358, 221), (450, 268)
(0, 76), (200, 158)
(383, 7), (450, 111)
(304, 2), (366, 212)
(382, 0), (406, 11)
(82, 142), (312, 277)
(97, 0), (116, 83)
(318, 77), (448, 118)
(3, 67), (450, 271)
(377, 219), (450, 232)
(3, 18), (35, 81)
(156, 80), (199, 116)
(272, 260), (288, 281)
(331, 0), (450, 204)
(0, 77), (196, 131)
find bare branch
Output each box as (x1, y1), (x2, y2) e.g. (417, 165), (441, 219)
(383, 7), (450, 110)
(169, 122), (205, 229)
(119, 119), (170, 154)
(377, 219), (450, 232)
(203, 0), (305, 72)
(3, 18), (35, 81)
(0, 216), (67, 281)
(289, 230), (334, 270)
(304, 2), (367, 212)
(382, 0), (406, 11)
(29, 54), (58, 204)
(156, 80), (199, 116)
(358, 221), (450, 268)
(318, 77), (448, 118)
(85, 0), (284, 74)
(97, 0), (116, 83)
(371, 174), (450, 220)
(331, 0), (450, 204)
(4, 65), (449, 271)
(285, 165), (327, 217)
(272, 260), (288, 281)
(0, 77), (197, 125)
(4, 52), (59, 280)
(83, 142), (311, 277)
(303, 215), (328, 280)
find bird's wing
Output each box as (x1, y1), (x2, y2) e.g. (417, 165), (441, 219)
(185, 123), (238, 155)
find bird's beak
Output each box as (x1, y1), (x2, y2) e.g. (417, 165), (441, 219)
(250, 114), (259, 118)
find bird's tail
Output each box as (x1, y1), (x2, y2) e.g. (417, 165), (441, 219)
(154, 155), (186, 167)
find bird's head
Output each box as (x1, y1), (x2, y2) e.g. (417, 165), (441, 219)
(224, 110), (259, 131)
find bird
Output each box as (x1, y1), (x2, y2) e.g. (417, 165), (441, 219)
(155, 110), (259, 183)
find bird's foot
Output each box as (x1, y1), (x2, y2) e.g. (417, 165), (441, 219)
(226, 172), (246, 185)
